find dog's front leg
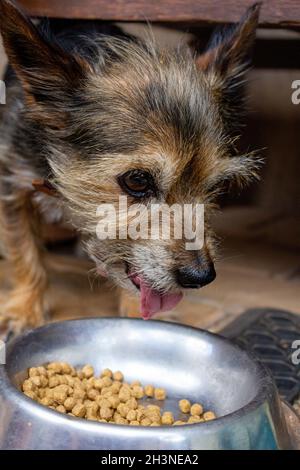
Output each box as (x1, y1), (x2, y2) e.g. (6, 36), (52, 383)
(0, 193), (47, 340)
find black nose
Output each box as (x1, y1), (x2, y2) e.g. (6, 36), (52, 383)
(176, 263), (216, 289)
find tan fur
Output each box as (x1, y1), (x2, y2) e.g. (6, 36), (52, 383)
(0, 1), (261, 337)
(0, 192), (47, 334)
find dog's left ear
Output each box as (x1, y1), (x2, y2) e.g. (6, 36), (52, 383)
(0, 0), (90, 122)
(195, 3), (261, 132)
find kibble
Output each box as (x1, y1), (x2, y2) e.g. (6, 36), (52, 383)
(154, 388), (166, 400)
(119, 385), (131, 403)
(126, 409), (137, 421)
(179, 399), (191, 414)
(131, 385), (144, 399)
(190, 403), (203, 416)
(144, 385), (155, 397)
(113, 371), (123, 382)
(56, 405), (66, 414)
(188, 415), (202, 424)
(21, 362), (216, 426)
(81, 365), (94, 378)
(101, 368), (113, 378)
(161, 411), (174, 425)
(72, 403), (86, 418)
(203, 411), (216, 421)
(64, 397), (76, 411)
(100, 407), (114, 420)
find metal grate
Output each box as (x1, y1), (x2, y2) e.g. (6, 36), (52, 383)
(221, 308), (300, 404)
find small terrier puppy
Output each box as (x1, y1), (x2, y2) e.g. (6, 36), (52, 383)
(0, 1), (260, 337)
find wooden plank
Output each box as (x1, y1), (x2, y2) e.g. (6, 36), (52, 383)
(16, 1), (300, 27)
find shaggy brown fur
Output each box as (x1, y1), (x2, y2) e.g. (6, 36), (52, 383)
(0, 0), (260, 338)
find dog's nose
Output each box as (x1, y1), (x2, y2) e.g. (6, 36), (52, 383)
(176, 263), (216, 289)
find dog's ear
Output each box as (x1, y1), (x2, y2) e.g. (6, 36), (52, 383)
(195, 3), (260, 132)
(0, 1), (89, 113)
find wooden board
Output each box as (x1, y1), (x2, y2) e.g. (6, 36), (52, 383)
(17, 1), (300, 28)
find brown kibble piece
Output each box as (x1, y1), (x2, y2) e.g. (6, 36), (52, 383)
(73, 388), (86, 400)
(154, 388), (166, 400)
(48, 376), (60, 388)
(119, 386), (131, 402)
(64, 397), (76, 411)
(108, 395), (120, 409)
(140, 417), (152, 426)
(203, 411), (216, 421)
(117, 403), (130, 418)
(97, 397), (111, 409)
(188, 415), (201, 424)
(22, 379), (36, 393)
(125, 397), (138, 410)
(37, 366), (47, 376)
(87, 388), (99, 400)
(81, 365), (94, 379)
(28, 367), (40, 378)
(147, 412), (161, 424)
(72, 403), (86, 418)
(161, 411), (174, 425)
(100, 407), (113, 420)
(131, 385), (144, 399)
(126, 409), (137, 421)
(39, 396), (53, 406)
(93, 379), (103, 390)
(53, 387), (68, 405)
(110, 382), (122, 393)
(24, 390), (37, 400)
(115, 417), (128, 425)
(47, 362), (63, 373)
(101, 376), (113, 388)
(179, 399), (191, 414)
(190, 403), (203, 416)
(60, 363), (72, 375)
(113, 371), (123, 382)
(101, 368), (113, 378)
(56, 405), (66, 414)
(147, 404), (161, 413)
(144, 385), (154, 397)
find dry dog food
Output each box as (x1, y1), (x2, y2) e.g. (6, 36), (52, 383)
(21, 362), (216, 426)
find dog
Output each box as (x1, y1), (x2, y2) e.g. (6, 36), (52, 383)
(0, 0), (260, 338)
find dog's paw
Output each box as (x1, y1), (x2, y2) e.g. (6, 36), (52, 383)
(0, 315), (28, 342)
(0, 291), (47, 342)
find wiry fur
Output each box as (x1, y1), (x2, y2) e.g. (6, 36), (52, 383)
(0, 0), (261, 337)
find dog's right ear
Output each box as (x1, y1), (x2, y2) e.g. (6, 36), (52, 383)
(0, 1), (89, 105)
(195, 3), (260, 134)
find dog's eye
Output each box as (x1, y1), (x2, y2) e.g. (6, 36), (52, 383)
(117, 170), (156, 198)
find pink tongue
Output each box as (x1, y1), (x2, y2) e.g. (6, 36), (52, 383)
(130, 275), (183, 320)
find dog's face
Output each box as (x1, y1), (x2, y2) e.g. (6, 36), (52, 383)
(0, 1), (260, 317)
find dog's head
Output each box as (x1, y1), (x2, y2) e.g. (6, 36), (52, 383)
(0, 1), (260, 318)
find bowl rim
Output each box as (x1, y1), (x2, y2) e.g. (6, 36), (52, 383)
(0, 317), (278, 433)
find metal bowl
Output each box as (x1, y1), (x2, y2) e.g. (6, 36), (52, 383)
(0, 317), (294, 449)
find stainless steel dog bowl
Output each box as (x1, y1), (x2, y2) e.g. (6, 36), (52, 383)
(0, 318), (294, 449)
